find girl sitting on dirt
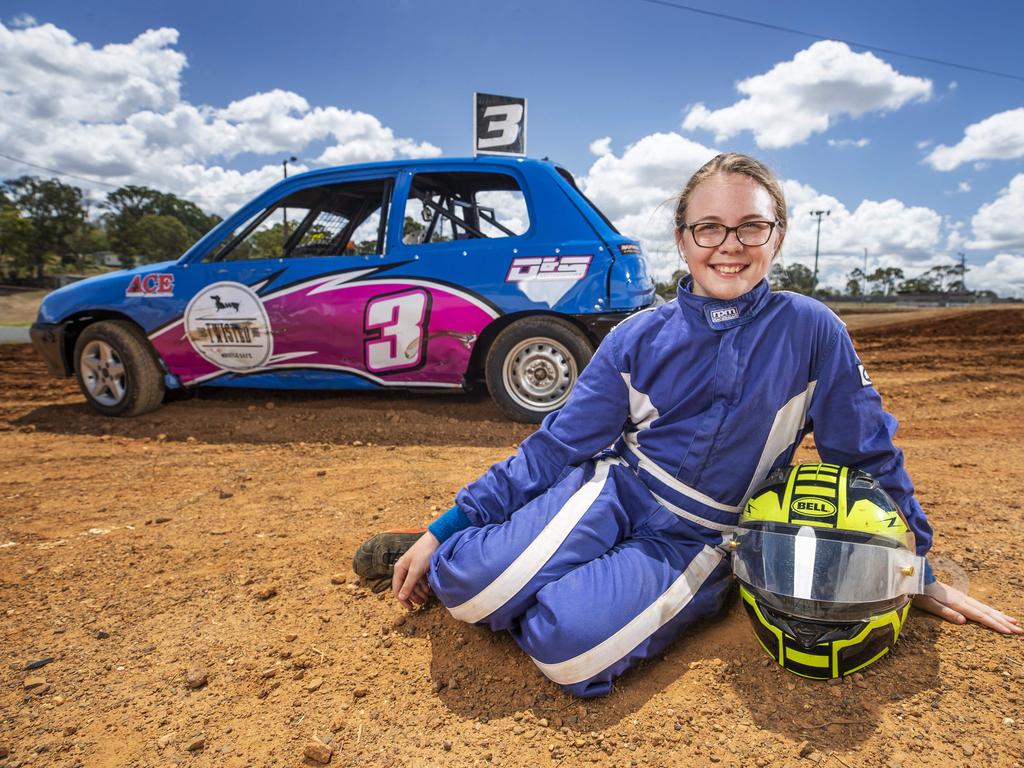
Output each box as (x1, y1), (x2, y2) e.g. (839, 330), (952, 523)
(362, 152), (1021, 698)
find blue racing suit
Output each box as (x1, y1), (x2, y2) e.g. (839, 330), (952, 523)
(427, 278), (932, 697)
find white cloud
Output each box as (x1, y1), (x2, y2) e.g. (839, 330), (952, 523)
(589, 137), (612, 157)
(577, 132), (718, 277)
(827, 138), (870, 149)
(8, 13), (37, 28)
(945, 220), (966, 254)
(969, 173), (1024, 250)
(916, 139), (933, 150)
(968, 254), (1024, 297)
(778, 183), (945, 290)
(925, 108), (1024, 171)
(575, 132), (958, 291)
(681, 41), (931, 149)
(0, 21), (440, 215)
(0, 23), (184, 124)
(958, 181), (971, 193)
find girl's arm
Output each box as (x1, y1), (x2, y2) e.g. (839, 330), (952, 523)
(392, 328), (633, 607)
(806, 324), (931, 555)
(809, 323), (1020, 634)
(454, 329), (631, 527)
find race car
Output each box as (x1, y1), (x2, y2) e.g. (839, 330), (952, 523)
(30, 156), (656, 422)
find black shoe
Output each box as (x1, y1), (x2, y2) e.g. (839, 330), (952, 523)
(352, 529), (425, 580)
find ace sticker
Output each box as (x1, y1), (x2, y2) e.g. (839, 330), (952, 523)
(858, 363), (872, 387)
(126, 273), (174, 297)
(184, 282), (273, 371)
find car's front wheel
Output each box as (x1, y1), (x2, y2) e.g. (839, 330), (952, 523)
(485, 317), (594, 423)
(73, 320), (165, 417)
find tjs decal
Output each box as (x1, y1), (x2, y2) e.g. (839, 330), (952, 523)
(505, 255), (591, 282)
(126, 273), (174, 297)
(363, 288), (432, 373)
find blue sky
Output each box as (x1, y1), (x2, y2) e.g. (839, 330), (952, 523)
(3, 1), (1024, 294)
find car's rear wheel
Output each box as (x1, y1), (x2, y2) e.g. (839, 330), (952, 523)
(74, 320), (165, 417)
(485, 317), (593, 423)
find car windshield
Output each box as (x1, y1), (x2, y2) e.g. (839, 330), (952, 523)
(206, 179), (391, 261)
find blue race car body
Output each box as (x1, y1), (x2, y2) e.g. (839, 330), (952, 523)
(32, 156), (656, 420)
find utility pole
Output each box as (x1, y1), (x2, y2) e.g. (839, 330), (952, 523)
(810, 209), (830, 293)
(282, 156), (297, 246)
(957, 251), (967, 293)
(863, 247), (868, 301)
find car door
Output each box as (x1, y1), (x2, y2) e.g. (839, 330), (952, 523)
(151, 173), (397, 388)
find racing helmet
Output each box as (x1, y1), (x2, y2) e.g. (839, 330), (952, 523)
(732, 463), (925, 680)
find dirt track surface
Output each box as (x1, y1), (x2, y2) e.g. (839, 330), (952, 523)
(1, 308), (1023, 768)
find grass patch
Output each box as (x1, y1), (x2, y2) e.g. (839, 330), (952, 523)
(0, 290), (47, 326)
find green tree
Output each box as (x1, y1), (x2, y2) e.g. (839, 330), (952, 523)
(655, 268), (689, 298)
(0, 205), (33, 280)
(2, 176), (87, 279)
(769, 262), (816, 294)
(102, 185), (220, 261)
(897, 275), (939, 294)
(66, 222), (110, 272)
(125, 215), (191, 264)
(846, 267), (867, 296)
(865, 267), (904, 296)
(924, 264), (969, 293)
(245, 222), (288, 260)
(402, 215), (426, 244)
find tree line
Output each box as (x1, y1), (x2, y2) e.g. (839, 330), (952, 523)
(0, 175), (221, 281)
(0, 178), (995, 300)
(655, 262), (991, 299)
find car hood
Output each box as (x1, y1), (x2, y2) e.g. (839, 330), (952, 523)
(37, 261), (179, 323)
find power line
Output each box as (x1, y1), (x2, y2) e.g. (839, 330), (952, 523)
(637, 0), (1024, 83)
(0, 150), (122, 189)
(0, 149), (255, 205)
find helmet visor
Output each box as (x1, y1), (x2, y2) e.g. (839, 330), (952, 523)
(732, 525), (925, 606)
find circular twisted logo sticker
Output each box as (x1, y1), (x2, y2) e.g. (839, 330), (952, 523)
(184, 282), (273, 371)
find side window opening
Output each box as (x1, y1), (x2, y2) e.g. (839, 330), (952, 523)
(205, 179), (391, 262)
(402, 172), (529, 246)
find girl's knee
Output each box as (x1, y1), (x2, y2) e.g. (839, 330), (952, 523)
(428, 526), (525, 631)
(516, 604), (620, 691)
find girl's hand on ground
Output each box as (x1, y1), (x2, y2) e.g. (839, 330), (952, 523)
(913, 579), (1023, 635)
(392, 531), (440, 610)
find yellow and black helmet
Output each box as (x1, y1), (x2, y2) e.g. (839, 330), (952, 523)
(732, 463), (925, 680)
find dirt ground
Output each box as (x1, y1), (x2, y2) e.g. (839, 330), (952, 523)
(1, 308), (1023, 768)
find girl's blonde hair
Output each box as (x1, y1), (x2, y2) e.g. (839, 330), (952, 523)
(673, 153), (787, 244)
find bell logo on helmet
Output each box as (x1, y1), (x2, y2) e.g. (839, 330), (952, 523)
(792, 498), (837, 517)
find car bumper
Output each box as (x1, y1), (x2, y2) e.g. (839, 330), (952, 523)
(30, 321), (71, 376)
(572, 306), (652, 342)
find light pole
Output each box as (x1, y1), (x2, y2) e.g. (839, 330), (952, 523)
(282, 156), (297, 245)
(810, 209), (830, 293)
(862, 247), (868, 301)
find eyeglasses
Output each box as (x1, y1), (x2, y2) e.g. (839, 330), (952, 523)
(684, 220), (779, 248)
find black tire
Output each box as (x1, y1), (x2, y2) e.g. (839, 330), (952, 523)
(484, 317), (594, 423)
(73, 320), (166, 417)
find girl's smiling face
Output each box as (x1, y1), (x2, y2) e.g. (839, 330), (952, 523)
(677, 172), (784, 301)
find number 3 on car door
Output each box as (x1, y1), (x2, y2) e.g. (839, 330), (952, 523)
(363, 288), (432, 373)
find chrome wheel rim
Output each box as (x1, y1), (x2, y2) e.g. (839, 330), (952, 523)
(79, 340), (127, 407)
(502, 336), (577, 412)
